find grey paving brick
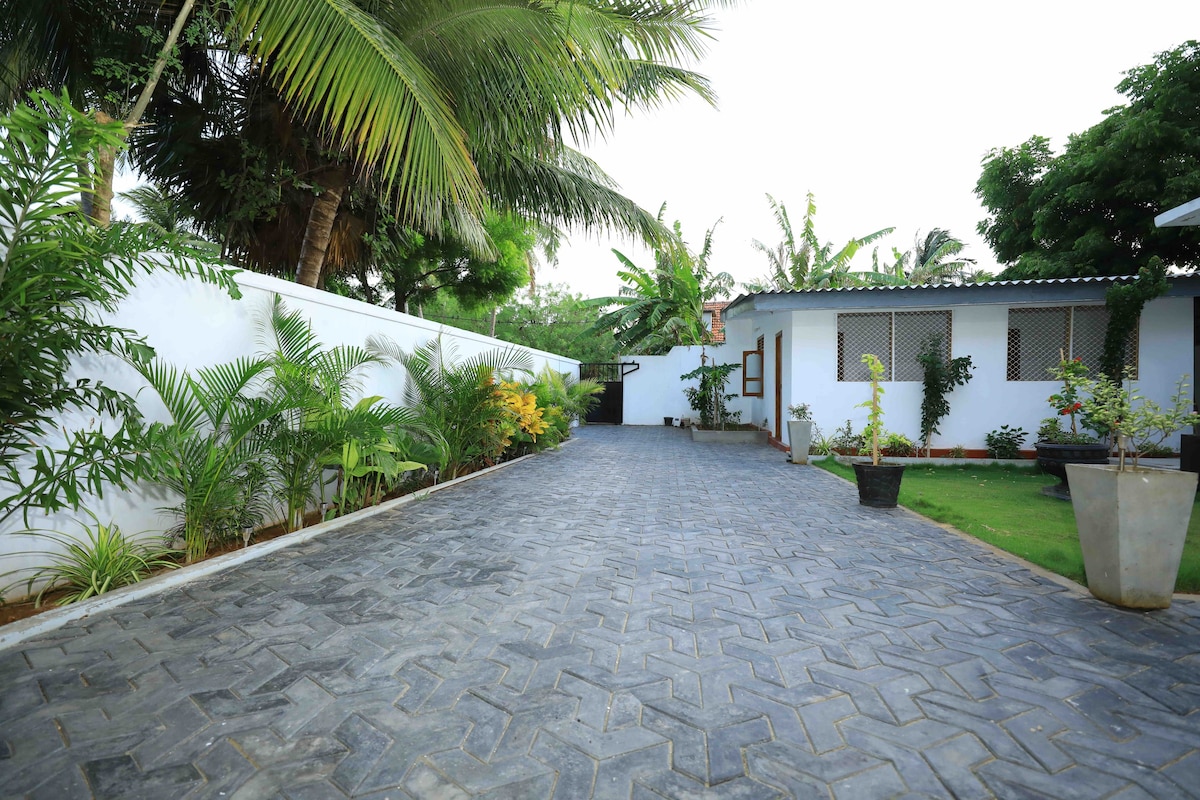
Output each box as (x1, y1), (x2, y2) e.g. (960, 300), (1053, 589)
(1, 426), (1198, 798)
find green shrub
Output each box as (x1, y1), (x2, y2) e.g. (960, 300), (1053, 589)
(985, 425), (1028, 459)
(4, 514), (178, 607)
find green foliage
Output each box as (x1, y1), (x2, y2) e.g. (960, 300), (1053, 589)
(856, 354), (887, 465)
(975, 41), (1200, 278)
(864, 229), (977, 286)
(1084, 370), (1200, 469)
(0, 90), (239, 529)
(829, 420), (865, 456)
(916, 335), (974, 455)
(745, 192), (894, 291)
(591, 205), (733, 354)
(787, 403), (811, 421)
(531, 366), (604, 427)
(947, 444), (967, 459)
(880, 431), (916, 457)
(128, 356), (282, 563)
(2, 513), (178, 607)
(422, 284), (621, 364)
(985, 425), (1028, 459)
(370, 336), (533, 479)
(680, 361), (742, 430)
(1102, 257), (1169, 379)
(1035, 417), (1098, 446)
(255, 295), (427, 530)
(360, 211), (534, 313)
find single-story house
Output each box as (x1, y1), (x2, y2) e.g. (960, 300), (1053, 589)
(709, 275), (1200, 454)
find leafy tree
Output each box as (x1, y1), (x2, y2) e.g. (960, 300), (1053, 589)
(744, 193), (894, 291)
(0, 92), (239, 527)
(865, 229), (976, 285)
(590, 206), (733, 354)
(976, 41), (1200, 278)
(424, 284), (621, 364)
(49, 0), (730, 288)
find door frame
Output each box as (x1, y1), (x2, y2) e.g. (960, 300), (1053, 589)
(774, 331), (783, 440)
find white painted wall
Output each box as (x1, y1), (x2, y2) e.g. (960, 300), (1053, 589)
(620, 345), (709, 425)
(667, 296), (1195, 453)
(1, 270), (579, 594)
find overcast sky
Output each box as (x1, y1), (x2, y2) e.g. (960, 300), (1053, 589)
(547, 1), (1194, 299)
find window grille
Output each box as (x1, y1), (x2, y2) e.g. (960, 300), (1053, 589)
(894, 311), (952, 381)
(837, 313), (892, 381)
(1006, 306), (1138, 381)
(836, 310), (952, 381)
(1006, 308), (1068, 381)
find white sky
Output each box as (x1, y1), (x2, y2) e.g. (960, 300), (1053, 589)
(547, 0), (1195, 299)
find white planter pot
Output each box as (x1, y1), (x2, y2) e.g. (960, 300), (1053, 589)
(1066, 463), (1198, 609)
(787, 420), (813, 465)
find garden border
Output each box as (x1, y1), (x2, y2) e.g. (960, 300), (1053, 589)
(0, 444), (569, 652)
(816, 461), (1200, 604)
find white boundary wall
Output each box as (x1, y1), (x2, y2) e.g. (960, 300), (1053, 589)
(1, 270), (578, 589)
(619, 346), (743, 426)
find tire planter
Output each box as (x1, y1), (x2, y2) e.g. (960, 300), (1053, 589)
(1066, 463), (1198, 609)
(852, 462), (906, 508)
(1034, 441), (1110, 500)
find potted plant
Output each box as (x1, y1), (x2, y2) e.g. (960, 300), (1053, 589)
(681, 360), (767, 444)
(787, 403), (813, 464)
(1066, 370), (1200, 609)
(852, 354), (905, 507)
(1035, 356), (1110, 499)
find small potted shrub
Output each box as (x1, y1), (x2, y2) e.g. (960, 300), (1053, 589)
(1035, 356), (1110, 498)
(787, 403), (813, 464)
(852, 354), (906, 507)
(1066, 370), (1200, 609)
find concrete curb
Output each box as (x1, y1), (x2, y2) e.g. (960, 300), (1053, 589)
(0, 444), (568, 652)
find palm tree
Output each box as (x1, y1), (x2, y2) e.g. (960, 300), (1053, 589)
(865, 228), (977, 286)
(6, 0), (732, 288)
(590, 205), (733, 354)
(744, 193), (894, 292)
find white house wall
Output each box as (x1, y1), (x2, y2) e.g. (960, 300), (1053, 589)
(718, 296), (1194, 452)
(620, 345), (710, 426)
(1, 269), (579, 595)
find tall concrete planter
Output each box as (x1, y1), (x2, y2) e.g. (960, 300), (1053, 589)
(1066, 463), (1198, 609)
(788, 420), (812, 465)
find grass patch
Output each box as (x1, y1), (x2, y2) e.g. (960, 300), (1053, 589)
(815, 459), (1200, 593)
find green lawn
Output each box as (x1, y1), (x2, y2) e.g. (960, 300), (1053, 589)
(814, 459), (1200, 594)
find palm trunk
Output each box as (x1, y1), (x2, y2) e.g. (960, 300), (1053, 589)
(91, 110), (117, 226)
(295, 164), (349, 287)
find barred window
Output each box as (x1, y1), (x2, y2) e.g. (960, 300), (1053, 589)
(895, 311), (952, 381)
(837, 310), (952, 381)
(838, 313), (891, 381)
(1006, 306), (1138, 381)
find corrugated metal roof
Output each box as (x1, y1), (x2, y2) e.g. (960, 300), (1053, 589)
(723, 273), (1200, 317)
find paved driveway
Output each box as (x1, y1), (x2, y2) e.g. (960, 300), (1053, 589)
(2, 425), (1199, 799)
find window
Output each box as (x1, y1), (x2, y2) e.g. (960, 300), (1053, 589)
(836, 310), (952, 381)
(1006, 306), (1137, 381)
(743, 336), (764, 397)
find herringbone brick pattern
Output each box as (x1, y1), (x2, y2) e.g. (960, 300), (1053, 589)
(2, 426), (1199, 798)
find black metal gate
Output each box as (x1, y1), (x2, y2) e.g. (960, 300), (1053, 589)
(580, 362), (639, 424)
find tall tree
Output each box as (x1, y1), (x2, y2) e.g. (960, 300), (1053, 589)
(864, 228), (976, 285)
(744, 193), (893, 291)
(13, 0), (733, 289)
(590, 205), (733, 355)
(976, 40), (1200, 278)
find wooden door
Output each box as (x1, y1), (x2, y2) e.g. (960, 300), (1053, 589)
(774, 332), (783, 440)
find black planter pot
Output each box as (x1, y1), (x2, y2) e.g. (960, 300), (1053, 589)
(1034, 441), (1110, 500)
(852, 462), (906, 508)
